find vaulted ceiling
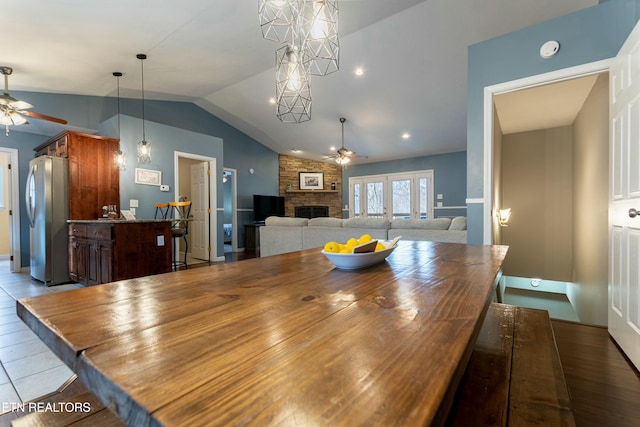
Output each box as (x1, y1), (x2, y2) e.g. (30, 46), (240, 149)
(4, 0), (597, 163)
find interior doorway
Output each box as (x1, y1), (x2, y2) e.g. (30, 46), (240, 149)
(174, 151), (219, 263)
(223, 168), (238, 253)
(484, 60), (611, 327)
(0, 147), (20, 273)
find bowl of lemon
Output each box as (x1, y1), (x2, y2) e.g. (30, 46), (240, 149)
(321, 234), (400, 270)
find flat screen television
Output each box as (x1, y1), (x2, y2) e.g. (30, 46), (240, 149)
(253, 195), (285, 223)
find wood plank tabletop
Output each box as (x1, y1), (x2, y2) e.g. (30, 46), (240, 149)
(17, 241), (508, 427)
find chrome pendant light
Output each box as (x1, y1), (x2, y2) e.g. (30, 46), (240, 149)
(136, 54), (151, 164)
(113, 72), (126, 170)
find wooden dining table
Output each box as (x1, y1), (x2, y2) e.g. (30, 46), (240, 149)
(17, 240), (508, 427)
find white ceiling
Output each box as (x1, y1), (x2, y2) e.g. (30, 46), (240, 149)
(3, 0), (598, 163)
(495, 74), (601, 135)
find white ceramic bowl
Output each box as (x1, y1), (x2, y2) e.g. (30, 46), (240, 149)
(321, 246), (396, 270)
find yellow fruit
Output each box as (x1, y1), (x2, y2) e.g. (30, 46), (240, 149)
(375, 242), (386, 252)
(338, 243), (346, 251)
(358, 234), (373, 244)
(339, 248), (351, 254)
(324, 241), (339, 253)
(346, 237), (358, 250)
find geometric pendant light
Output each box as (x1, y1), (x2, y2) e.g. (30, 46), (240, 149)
(301, 0), (339, 76)
(136, 53), (151, 164)
(275, 44), (312, 123)
(259, 0), (339, 123)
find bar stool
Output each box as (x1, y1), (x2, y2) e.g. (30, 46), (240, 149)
(170, 200), (192, 270)
(154, 203), (169, 219)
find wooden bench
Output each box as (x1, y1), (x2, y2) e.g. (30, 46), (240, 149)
(447, 303), (575, 426)
(0, 375), (123, 427)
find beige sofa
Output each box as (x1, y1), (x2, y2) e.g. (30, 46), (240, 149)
(259, 216), (467, 257)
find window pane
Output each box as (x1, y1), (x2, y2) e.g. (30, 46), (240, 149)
(353, 183), (361, 217)
(419, 177), (428, 219)
(392, 179), (411, 219)
(367, 182), (384, 217)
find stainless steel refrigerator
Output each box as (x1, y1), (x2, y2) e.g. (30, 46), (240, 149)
(26, 156), (69, 285)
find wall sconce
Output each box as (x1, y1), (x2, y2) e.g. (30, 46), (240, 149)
(497, 208), (512, 227)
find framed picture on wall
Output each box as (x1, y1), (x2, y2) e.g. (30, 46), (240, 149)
(299, 172), (324, 190)
(135, 168), (162, 186)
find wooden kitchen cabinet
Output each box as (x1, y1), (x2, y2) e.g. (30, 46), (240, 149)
(34, 130), (120, 220)
(69, 221), (171, 286)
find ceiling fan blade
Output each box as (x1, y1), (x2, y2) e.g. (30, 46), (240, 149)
(0, 94), (33, 110)
(10, 99), (33, 110)
(19, 110), (67, 125)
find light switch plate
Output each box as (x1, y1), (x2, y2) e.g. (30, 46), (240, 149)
(157, 235), (165, 246)
(130, 199), (139, 208)
(160, 185), (170, 192)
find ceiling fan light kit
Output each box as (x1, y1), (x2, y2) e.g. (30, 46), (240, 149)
(323, 117), (367, 165)
(1, 66), (70, 136)
(259, 0), (339, 123)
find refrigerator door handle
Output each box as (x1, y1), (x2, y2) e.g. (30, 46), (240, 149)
(26, 163), (36, 228)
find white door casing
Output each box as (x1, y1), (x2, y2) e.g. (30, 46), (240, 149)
(0, 148), (20, 272)
(190, 161), (210, 261)
(609, 20), (640, 371)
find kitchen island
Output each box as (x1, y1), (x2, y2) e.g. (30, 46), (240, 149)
(68, 219), (172, 286)
(18, 241), (507, 426)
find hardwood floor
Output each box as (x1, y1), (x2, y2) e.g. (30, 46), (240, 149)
(551, 319), (640, 427)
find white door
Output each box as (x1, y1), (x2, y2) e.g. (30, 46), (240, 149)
(609, 20), (640, 370)
(190, 162), (210, 261)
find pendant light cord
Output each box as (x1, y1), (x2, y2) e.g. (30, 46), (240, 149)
(114, 73), (121, 138)
(137, 54), (147, 142)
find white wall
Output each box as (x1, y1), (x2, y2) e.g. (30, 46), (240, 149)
(568, 73), (609, 326)
(501, 126), (574, 281)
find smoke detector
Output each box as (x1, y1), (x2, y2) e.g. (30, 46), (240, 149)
(540, 41), (560, 59)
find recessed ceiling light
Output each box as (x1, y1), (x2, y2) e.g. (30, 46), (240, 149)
(354, 67), (364, 76)
(292, 148), (301, 153)
(329, 146), (336, 151)
(402, 132), (411, 140)
(269, 97), (276, 104)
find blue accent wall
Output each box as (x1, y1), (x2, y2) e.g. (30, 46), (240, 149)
(1, 93), (278, 267)
(341, 151), (467, 218)
(466, 0), (640, 243)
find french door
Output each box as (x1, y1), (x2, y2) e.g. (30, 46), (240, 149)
(349, 170), (434, 220)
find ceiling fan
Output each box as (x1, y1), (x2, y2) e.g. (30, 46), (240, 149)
(324, 117), (367, 165)
(0, 66), (67, 136)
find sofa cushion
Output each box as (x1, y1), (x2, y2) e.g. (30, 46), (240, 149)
(265, 216), (308, 227)
(391, 218), (451, 230)
(342, 218), (390, 229)
(308, 217), (344, 227)
(449, 216), (467, 231)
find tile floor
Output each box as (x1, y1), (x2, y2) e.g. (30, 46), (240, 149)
(0, 261), (80, 411)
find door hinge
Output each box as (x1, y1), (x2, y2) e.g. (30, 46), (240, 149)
(9, 210), (12, 216)
(208, 208), (211, 214)
(207, 169), (211, 175)
(7, 163), (11, 170)
(10, 255), (13, 261)
(208, 246), (211, 253)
